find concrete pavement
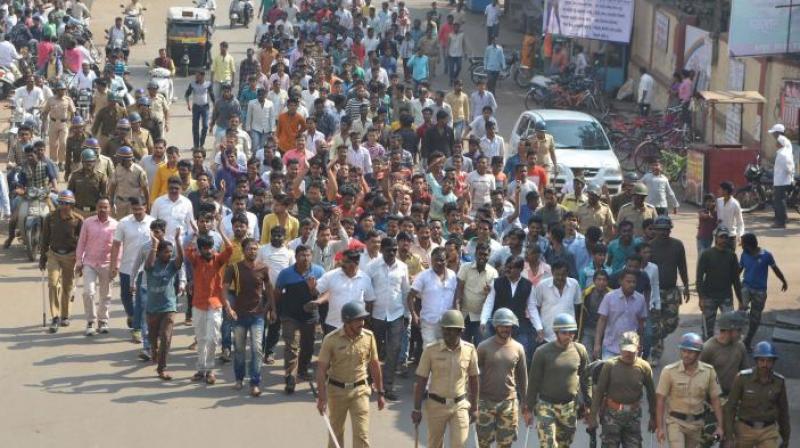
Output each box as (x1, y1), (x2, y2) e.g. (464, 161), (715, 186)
(0, 0), (799, 447)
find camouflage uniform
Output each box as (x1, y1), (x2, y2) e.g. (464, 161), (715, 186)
(601, 408), (643, 447)
(535, 399), (578, 447)
(650, 287), (681, 360)
(476, 399), (518, 448)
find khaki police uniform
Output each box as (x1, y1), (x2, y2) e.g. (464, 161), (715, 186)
(42, 95), (76, 164)
(91, 103), (128, 147)
(416, 339), (480, 448)
(148, 93), (169, 136)
(67, 169), (108, 217)
(616, 202), (658, 237)
(111, 163), (148, 218)
(724, 368), (790, 448)
(610, 192), (633, 217)
(317, 327), (379, 448)
(656, 360), (722, 448)
(40, 211), (83, 320)
(130, 127), (153, 159)
(530, 133), (555, 169)
(102, 136), (132, 159)
(575, 201), (615, 237)
(65, 131), (92, 180)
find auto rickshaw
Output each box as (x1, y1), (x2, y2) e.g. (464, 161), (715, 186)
(166, 7), (213, 76)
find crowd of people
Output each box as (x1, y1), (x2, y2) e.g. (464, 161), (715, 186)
(0, 0), (794, 447)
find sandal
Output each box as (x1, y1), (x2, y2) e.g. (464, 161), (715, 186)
(158, 371), (173, 381)
(205, 372), (217, 385)
(191, 371), (205, 381)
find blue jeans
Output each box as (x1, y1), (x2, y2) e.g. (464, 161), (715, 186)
(487, 25), (499, 43)
(119, 273), (135, 320)
(249, 129), (266, 153)
(513, 319), (537, 365)
(233, 314), (265, 385)
(697, 238), (712, 254)
(191, 103), (210, 148)
(448, 56), (462, 82)
(133, 273), (150, 350)
(463, 317), (485, 346)
(643, 312), (657, 359)
(397, 317), (410, 366)
(221, 309), (233, 350)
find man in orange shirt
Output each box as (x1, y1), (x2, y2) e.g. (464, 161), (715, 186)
(150, 146), (181, 203)
(258, 39), (279, 75)
(185, 217), (234, 385)
(276, 98), (306, 153)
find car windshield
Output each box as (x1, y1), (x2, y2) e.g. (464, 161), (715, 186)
(547, 119), (610, 150)
(168, 23), (204, 37)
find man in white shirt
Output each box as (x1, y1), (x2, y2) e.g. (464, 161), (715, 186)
(346, 130), (374, 175)
(72, 62), (98, 91)
(245, 88), (275, 153)
(109, 198), (153, 343)
(362, 27), (381, 53)
(0, 34), (19, 68)
(480, 121), (505, 159)
(253, 15), (270, 45)
(768, 123), (796, 228)
(467, 155), (496, 212)
(364, 237), (410, 401)
(335, 5), (354, 29)
(484, 0), (501, 44)
(300, 79), (320, 112)
(150, 178), (195, 243)
(408, 247), (458, 346)
(715, 181), (744, 243)
(532, 260), (581, 342)
(13, 77), (45, 111)
(221, 193), (260, 240)
(312, 249), (374, 333)
(637, 67), (654, 117)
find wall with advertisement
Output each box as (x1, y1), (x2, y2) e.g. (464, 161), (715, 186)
(543, 0), (635, 43)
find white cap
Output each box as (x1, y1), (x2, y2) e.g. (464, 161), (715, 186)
(768, 123), (786, 134)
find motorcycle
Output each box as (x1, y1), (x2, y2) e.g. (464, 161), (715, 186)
(17, 186), (52, 262)
(105, 35), (130, 62)
(734, 154), (800, 213)
(7, 98), (42, 151)
(121, 4), (146, 45)
(193, 0), (217, 28)
(229, 0), (254, 28)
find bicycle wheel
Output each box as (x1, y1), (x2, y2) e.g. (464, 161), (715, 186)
(734, 186), (763, 213)
(514, 66), (532, 89)
(633, 141), (662, 174)
(471, 65), (488, 85)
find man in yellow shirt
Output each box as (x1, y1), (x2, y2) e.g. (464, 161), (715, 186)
(260, 193), (299, 244)
(211, 41), (236, 100)
(149, 146), (180, 203)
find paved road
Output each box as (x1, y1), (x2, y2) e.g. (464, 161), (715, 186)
(1, 1), (799, 447)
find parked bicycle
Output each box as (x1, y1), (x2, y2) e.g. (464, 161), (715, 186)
(470, 50), (521, 87)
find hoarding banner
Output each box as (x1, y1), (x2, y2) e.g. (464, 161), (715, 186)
(543, 0), (634, 43)
(729, 0), (800, 56)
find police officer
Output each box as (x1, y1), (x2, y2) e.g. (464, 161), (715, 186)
(608, 172), (639, 217)
(315, 301), (385, 448)
(128, 112), (153, 159)
(616, 182), (657, 238)
(83, 138), (115, 181)
(39, 190), (84, 332)
(724, 341), (790, 448)
(412, 309), (480, 448)
(137, 96), (164, 141)
(109, 146), (149, 218)
(42, 80), (76, 166)
(67, 149), (108, 217)
(525, 313), (590, 448)
(65, 116), (92, 181)
(588, 331), (656, 447)
(656, 332), (724, 446)
(476, 308), (527, 448)
(92, 92), (128, 147)
(700, 311), (749, 397)
(102, 118), (133, 158)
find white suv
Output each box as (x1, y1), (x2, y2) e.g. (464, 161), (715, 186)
(509, 109), (623, 193)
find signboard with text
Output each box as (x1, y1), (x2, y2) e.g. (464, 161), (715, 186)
(729, 0), (800, 56)
(543, 0), (634, 43)
(654, 11), (670, 51)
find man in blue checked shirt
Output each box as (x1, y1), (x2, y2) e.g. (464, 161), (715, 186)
(483, 37), (506, 94)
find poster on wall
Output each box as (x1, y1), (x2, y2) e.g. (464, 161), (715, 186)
(685, 150), (705, 205)
(542, 0), (634, 43)
(729, 0), (800, 56)
(684, 26), (712, 92)
(780, 81), (800, 131)
(725, 59), (745, 144)
(654, 11), (669, 52)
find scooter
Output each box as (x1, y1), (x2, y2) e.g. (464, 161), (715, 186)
(121, 4), (146, 45)
(145, 63), (175, 105)
(229, 0), (254, 28)
(192, 0), (216, 28)
(17, 186), (52, 262)
(0, 62), (19, 99)
(105, 35), (130, 62)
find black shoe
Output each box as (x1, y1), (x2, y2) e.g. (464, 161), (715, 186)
(126, 316), (133, 329)
(2, 236), (12, 249)
(384, 389), (399, 401)
(285, 375), (296, 394)
(48, 318), (59, 333)
(770, 223), (786, 229)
